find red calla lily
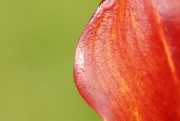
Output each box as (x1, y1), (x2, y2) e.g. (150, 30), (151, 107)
(74, 0), (180, 121)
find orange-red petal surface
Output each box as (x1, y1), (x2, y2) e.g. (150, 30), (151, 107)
(74, 0), (180, 121)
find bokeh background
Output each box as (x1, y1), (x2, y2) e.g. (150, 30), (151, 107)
(0, 0), (101, 121)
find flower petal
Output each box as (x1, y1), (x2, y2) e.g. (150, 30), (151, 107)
(74, 0), (180, 120)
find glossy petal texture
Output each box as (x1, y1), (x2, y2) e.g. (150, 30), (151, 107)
(74, 0), (180, 121)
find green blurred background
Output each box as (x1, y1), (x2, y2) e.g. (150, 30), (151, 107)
(0, 0), (101, 121)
